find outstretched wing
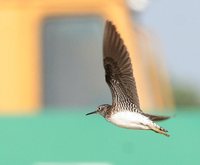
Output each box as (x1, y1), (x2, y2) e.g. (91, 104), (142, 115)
(103, 21), (141, 109)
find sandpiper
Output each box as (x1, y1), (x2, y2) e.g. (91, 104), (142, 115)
(86, 21), (170, 137)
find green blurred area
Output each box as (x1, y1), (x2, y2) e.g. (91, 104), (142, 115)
(0, 107), (200, 165)
(172, 81), (200, 108)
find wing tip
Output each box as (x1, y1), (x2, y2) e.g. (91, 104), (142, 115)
(105, 20), (116, 31)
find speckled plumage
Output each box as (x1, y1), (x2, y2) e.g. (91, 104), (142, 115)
(86, 21), (170, 137)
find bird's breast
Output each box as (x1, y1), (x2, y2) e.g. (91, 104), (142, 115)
(107, 111), (150, 130)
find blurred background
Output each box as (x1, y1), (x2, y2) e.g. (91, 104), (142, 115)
(0, 0), (200, 165)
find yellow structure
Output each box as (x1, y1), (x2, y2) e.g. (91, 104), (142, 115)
(0, 0), (173, 113)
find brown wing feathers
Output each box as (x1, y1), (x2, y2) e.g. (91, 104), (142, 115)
(103, 21), (140, 108)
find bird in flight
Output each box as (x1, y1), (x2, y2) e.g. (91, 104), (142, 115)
(86, 21), (170, 137)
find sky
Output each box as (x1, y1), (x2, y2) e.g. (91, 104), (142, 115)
(140, 0), (200, 91)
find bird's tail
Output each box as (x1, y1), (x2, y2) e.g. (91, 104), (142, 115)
(143, 113), (170, 122)
(149, 122), (170, 137)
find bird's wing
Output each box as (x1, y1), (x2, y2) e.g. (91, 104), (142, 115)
(103, 21), (141, 110)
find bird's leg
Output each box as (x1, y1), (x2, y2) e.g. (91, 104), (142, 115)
(148, 124), (170, 137)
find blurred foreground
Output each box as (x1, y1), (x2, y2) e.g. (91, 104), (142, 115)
(0, 107), (199, 165)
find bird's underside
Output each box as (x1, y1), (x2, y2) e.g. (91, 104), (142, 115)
(107, 110), (170, 137)
(86, 20), (170, 137)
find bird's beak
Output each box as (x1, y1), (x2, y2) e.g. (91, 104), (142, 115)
(86, 111), (97, 116)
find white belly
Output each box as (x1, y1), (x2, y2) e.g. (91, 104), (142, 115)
(107, 111), (151, 130)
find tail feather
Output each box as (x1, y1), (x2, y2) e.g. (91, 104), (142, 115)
(143, 113), (170, 122)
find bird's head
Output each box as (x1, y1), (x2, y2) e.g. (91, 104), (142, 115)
(86, 104), (111, 117)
